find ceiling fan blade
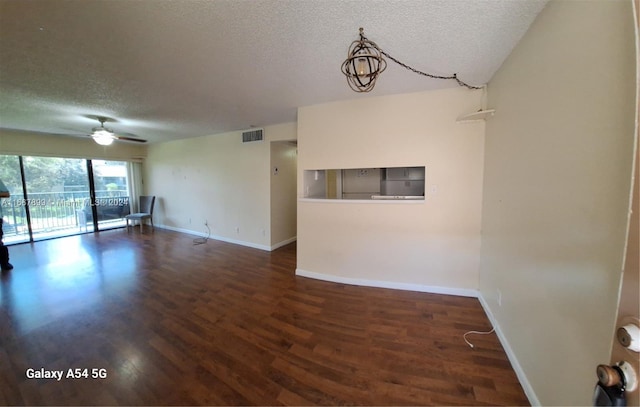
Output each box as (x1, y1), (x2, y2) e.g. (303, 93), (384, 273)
(115, 135), (147, 143)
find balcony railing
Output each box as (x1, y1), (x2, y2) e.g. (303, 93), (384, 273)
(1, 190), (129, 243)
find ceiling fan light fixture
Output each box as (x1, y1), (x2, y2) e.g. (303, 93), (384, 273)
(91, 117), (115, 145)
(92, 131), (115, 146)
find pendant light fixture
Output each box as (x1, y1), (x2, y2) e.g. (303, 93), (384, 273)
(340, 28), (387, 93)
(341, 27), (482, 93)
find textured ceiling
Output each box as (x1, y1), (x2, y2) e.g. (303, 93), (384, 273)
(0, 0), (547, 144)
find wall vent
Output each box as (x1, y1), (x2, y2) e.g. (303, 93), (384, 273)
(242, 128), (264, 143)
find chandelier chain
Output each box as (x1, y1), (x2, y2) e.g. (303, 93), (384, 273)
(360, 33), (482, 90)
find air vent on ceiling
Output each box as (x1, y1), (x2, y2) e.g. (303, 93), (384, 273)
(242, 128), (264, 143)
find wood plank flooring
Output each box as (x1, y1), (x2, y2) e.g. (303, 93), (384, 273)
(0, 229), (529, 405)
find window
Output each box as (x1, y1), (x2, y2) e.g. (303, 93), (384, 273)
(0, 155), (134, 244)
(92, 160), (130, 231)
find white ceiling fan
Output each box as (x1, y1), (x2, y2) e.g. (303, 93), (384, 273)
(90, 117), (146, 145)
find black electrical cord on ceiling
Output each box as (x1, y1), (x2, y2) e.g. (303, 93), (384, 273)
(360, 33), (482, 90)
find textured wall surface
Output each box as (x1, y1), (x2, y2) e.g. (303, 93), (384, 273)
(479, 0), (637, 404)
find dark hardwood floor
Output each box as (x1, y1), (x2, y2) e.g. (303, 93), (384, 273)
(0, 229), (528, 406)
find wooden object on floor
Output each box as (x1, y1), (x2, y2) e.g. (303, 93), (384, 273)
(0, 230), (529, 406)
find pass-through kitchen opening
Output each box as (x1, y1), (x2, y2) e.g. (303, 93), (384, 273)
(303, 166), (425, 200)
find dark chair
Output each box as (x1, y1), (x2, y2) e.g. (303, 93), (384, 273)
(125, 196), (156, 233)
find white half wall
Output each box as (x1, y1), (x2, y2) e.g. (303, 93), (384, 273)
(479, 0), (637, 405)
(297, 87), (485, 291)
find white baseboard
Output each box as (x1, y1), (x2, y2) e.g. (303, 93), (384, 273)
(271, 236), (297, 251)
(295, 268), (478, 298)
(157, 224), (271, 251)
(477, 293), (540, 406)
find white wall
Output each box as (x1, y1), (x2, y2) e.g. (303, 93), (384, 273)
(297, 88), (485, 293)
(479, 0), (637, 405)
(144, 122), (296, 250)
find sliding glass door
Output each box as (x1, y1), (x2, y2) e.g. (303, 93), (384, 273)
(92, 160), (130, 231)
(0, 155), (29, 244)
(0, 155), (133, 243)
(23, 156), (91, 240)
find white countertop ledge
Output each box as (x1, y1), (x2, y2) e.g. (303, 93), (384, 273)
(298, 198), (426, 204)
